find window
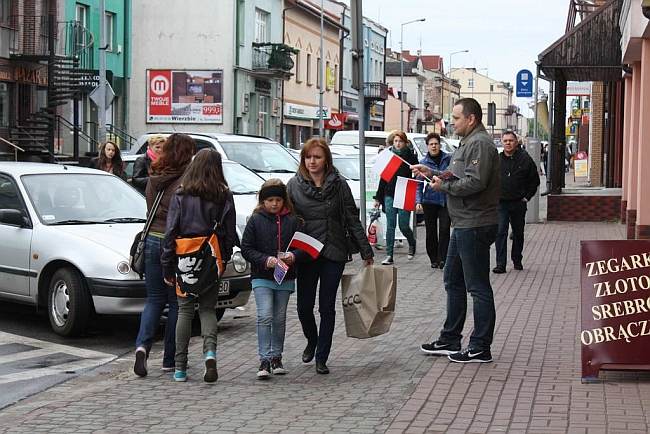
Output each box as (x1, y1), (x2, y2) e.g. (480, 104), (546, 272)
(1, 0), (14, 26)
(468, 78), (474, 89)
(0, 83), (9, 128)
(295, 53), (301, 83)
(254, 8), (268, 43)
(0, 175), (25, 218)
(306, 53), (312, 86)
(104, 12), (115, 52)
(334, 64), (338, 92)
(317, 58), (321, 89)
(325, 61), (330, 91)
(258, 95), (269, 137)
(75, 4), (89, 49)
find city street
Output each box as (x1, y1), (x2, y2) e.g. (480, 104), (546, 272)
(1, 219), (649, 433)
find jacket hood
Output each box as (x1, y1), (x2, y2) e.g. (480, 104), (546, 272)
(148, 171), (184, 192)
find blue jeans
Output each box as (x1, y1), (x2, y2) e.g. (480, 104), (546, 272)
(135, 235), (178, 367)
(384, 196), (416, 257)
(254, 286), (292, 361)
(297, 258), (346, 363)
(495, 200), (527, 268)
(439, 225), (497, 351)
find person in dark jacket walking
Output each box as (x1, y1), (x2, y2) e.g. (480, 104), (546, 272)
(492, 131), (540, 274)
(132, 135), (165, 195)
(373, 130), (419, 265)
(287, 137), (374, 375)
(241, 179), (307, 379)
(161, 148), (236, 383)
(133, 133), (195, 378)
(416, 133), (452, 269)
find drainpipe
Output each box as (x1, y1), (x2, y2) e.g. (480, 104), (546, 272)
(338, 5), (349, 128)
(281, 4), (299, 147)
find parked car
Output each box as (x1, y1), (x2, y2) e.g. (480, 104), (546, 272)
(130, 133), (298, 182)
(0, 162), (250, 335)
(330, 130), (426, 159)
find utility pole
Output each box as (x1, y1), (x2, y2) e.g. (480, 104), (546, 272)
(351, 0), (365, 228)
(319, 0), (325, 138)
(97, 0), (107, 146)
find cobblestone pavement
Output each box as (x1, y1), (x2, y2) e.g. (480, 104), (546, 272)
(1, 222), (650, 433)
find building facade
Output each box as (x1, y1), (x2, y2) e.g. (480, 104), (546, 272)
(385, 56), (425, 132)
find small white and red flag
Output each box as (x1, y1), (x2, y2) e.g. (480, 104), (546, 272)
(373, 149), (403, 182)
(288, 232), (324, 259)
(388, 87), (400, 99)
(393, 176), (420, 211)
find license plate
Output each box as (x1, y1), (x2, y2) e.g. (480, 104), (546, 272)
(218, 280), (230, 296)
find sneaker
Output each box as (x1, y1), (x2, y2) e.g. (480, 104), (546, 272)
(448, 347), (493, 363)
(513, 262), (523, 271)
(133, 347), (148, 377)
(407, 245), (416, 260)
(271, 357), (287, 375)
(381, 256), (394, 265)
(203, 351), (218, 383)
(257, 360), (271, 379)
(173, 370), (187, 382)
(438, 261), (445, 269)
(430, 263), (437, 269)
(420, 340), (461, 356)
(492, 266), (506, 274)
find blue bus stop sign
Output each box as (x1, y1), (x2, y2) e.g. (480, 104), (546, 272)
(516, 69), (534, 98)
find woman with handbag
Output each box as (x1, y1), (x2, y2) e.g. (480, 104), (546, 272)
(287, 137), (374, 375)
(161, 149), (237, 383)
(133, 133), (195, 378)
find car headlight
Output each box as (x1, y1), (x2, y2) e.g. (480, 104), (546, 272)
(231, 251), (247, 273)
(117, 261), (131, 275)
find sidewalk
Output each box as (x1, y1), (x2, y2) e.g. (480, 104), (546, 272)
(1, 221), (649, 433)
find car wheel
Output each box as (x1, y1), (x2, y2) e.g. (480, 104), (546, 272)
(47, 267), (91, 336)
(216, 308), (225, 322)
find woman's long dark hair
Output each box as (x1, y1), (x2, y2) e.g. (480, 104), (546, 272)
(97, 141), (124, 176)
(179, 148), (229, 204)
(151, 133), (196, 175)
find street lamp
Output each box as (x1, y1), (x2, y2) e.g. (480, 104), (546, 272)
(447, 49), (469, 127)
(400, 18), (425, 131)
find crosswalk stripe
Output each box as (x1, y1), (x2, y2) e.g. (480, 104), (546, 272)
(0, 331), (115, 359)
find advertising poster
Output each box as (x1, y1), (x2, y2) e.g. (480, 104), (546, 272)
(147, 69), (223, 123)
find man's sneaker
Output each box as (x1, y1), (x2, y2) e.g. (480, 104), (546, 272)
(448, 347), (493, 363)
(407, 245), (416, 260)
(420, 341), (461, 356)
(203, 351), (218, 383)
(133, 347), (148, 377)
(381, 256), (394, 265)
(492, 266), (506, 274)
(257, 360), (271, 379)
(271, 357), (287, 375)
(173, 370), (187, 382)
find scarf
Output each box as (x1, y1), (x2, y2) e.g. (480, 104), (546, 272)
(146, 148), (158, 161)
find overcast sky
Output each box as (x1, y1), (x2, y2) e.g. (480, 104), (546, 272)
(362, 0), (570, 116)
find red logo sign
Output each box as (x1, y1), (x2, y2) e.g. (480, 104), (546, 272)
(148, 70), (172, 116)
(326, 113), (346, 130)
(576, 151), (588, 160)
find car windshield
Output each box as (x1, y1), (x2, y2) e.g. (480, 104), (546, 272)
(219, 141), (298, 173)
(333, 158), (360, 180)
(21, 173), (146, 225)
(222, 162), (264, 194)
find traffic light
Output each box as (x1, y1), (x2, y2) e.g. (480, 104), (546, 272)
(487, 102), (496, 126)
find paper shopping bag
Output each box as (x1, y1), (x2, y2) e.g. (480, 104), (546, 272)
(340, 265), (397, 339)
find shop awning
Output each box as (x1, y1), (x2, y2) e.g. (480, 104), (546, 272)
(538, 0), (623, 82)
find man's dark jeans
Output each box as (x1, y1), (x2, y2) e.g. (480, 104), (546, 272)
(439, 225), (497, 351)
(495, 200), (527, 268)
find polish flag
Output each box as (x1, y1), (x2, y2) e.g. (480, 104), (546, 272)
(388, 87), (400, 99)
(393, 176), (419, 211)
(288, 232), (324, 259)
(373, 150), (403, 182)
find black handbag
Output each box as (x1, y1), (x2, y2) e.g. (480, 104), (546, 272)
(130, 190), (164, 278)
(339, 187), (360, 261)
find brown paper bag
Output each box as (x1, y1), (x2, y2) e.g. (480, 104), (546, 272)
(340, 265), (397, 339)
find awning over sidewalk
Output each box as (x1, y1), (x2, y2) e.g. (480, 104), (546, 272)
(538, 0), (623, 82)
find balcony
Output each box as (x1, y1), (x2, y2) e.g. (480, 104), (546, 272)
(363, 82), (388, 101)
(252, 43), (298, 79)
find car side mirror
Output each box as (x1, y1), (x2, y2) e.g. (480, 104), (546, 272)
(0, 209), (27, 227)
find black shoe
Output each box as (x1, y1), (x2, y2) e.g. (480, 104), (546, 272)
(492, 266), (506, 274)
(302, 343), (316, 363)
(133, 347), (148, 377)
(513, 262), (523, 270)
(257, 360), (271, 379)
(438, 261), (445, 269)
(271, 357), (287, 375)
(448, 347), (493, 363)
(420, 340), (461, 356)
(430, 263), (437, 269)
(315, 360), (329, 374)
(407, 245), (416, 260)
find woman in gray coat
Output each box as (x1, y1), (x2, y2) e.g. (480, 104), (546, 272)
(287, 137), (374, 375)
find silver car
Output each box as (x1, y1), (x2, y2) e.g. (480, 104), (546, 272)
(0, 162), (250, 336)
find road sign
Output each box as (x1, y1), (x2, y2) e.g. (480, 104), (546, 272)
(516, 69), (533, 98)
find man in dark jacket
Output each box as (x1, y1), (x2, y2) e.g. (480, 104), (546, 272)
(492, 131), (540, 274)
(412, 98), (500, 364)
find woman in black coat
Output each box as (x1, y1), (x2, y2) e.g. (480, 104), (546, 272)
(132, 135), (165, 195)
(287, 137), (374, 375)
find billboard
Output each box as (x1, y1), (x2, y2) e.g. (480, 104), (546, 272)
(146, 69), (223, 123)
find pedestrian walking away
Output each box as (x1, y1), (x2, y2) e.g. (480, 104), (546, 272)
(241, 179), (307, 379)
(415, 132), (452, 270)
(161, 149), (237, 383)
(492, 131), (540, 274)
(411, 98), (500, 364)
(90, 141), (127, 180)
(373, 130), (419, 265)
(287, 138), (374, 374)
(132, 134), (195, 378)
(132, 134), (165, 195)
